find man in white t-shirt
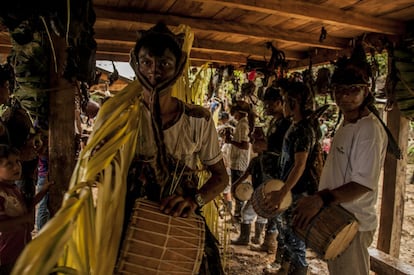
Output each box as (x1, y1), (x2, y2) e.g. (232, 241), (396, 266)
(293, 46), (388, 275)
(127, 22), (228, 275)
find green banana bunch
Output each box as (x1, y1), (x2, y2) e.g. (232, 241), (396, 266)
(190, 63), (211, 105)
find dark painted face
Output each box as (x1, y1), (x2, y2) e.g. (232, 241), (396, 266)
(137, 47), (177, 88)
(333, 84), (368, 113)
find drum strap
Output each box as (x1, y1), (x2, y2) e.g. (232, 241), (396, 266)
(341, 133), (355, 185)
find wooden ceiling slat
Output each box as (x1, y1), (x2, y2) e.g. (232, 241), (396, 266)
(192, 0), (406, 35)
(167, 1), (206, 17)
(94, 6), (348, 50)
(158, 0), (179, 13)
(344, 0), (414, 18)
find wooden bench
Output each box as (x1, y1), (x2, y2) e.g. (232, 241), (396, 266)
(369, 248), (414, 275)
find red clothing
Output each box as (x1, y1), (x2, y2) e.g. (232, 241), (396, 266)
(322, 137), (331, 154)
(0, 183), (32, 265)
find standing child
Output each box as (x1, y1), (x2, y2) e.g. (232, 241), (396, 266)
(0, 145), (52, 275)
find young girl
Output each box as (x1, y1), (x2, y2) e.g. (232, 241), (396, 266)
(0, 145), (52, 274)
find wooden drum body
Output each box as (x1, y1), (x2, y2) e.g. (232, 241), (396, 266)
(234, 181), (254, 201)
(251, 179), (292, 219)
(116, 199), (205, 274)
(294, 205), (359, 260)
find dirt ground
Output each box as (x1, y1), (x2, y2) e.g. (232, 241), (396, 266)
(222, 165), (414, 275)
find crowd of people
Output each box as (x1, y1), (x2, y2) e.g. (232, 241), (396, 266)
(211, 33), (389, 275)
(0, 21), (394, 275)
(0, 59), (100, 274)
(0, 62), (54, 274)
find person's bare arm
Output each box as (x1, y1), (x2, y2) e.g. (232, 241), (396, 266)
(265, 151), (308, 210)
(294, 182), (371, 229)
(198, 159), (229, 202)
(160, 159), (229, 217)
(228, 140), (249, 150)
(281, 151), (308, 194)
(33, 178), (54, 205)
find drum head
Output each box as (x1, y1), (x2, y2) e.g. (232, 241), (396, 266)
(235, 181), (254, 201)
(263, 179), (292, 211)
(323, 207), (359, 260)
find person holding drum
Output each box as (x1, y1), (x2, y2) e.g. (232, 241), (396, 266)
(230, 127), (276, 246)
(264, 80), (320, 275)
(293, 46), (388, 275)
(257, 85), (291, 269)
(126, 22), (229, 275)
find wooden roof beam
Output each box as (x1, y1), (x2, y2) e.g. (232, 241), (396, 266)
(0, 44), (11, 54)
(193, 0), (406, 35)
(192, 38), (305, 60)
(190, 60), (241, 67)
(190, 51), (247, 65)
(94, 32), (306, 60)
(288, 47), (352, 70)
(96, 52), (130, 63)
(94, 6), (348, 50)
(96, 46), (249, 65)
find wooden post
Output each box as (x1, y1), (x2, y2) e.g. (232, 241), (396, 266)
(48, 33), (76, 215)
(377, 105), (408, 257)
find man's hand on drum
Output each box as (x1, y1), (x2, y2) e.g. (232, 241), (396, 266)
(160, 194), (198, 218)
(230, 181), (240, 196)
(265, 189), (286, 211)
(293, 195), (323, 230)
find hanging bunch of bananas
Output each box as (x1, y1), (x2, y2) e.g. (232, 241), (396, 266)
(12, 80), (143, 275)
(190, 63), (211, 105)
